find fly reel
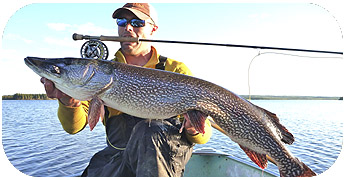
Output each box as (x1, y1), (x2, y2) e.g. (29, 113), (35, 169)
(80, 40), (109, 60)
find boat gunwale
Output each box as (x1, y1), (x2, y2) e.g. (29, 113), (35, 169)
(187, 148), (278, 177)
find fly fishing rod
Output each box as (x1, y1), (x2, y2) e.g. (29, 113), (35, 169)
(73, 33), (343, 55)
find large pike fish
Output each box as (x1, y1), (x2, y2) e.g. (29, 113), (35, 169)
(25, 57), (316, 177)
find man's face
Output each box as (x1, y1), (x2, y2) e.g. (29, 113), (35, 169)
(117, 12), (157, 56)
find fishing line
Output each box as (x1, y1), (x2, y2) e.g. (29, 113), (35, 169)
(104, 124), (126, 151)
(247, 49), (262, 101)
(247, 51), (343, 101)
(246, 3), (344, 100)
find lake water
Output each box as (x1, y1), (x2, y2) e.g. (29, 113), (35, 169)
(1, 100), (344, 177)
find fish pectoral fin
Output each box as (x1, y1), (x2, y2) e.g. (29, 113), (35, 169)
(179, 119), (186, 133)
(239, 145), (268, 169)
(183, 110), (207, 134)
(88, 97), (104, 131)
(254, 104), (295, 145)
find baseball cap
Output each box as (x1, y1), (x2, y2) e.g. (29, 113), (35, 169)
(112, 3), (158, 25)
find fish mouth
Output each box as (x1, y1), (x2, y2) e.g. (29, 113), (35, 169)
(24, 57), (61, 78)
(24, 57), (39, 67)
(24, 57), (44, 74)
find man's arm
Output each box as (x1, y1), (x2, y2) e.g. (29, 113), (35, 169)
(41, 78), (88, 134)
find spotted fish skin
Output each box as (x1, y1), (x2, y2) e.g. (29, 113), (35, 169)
(25, 57), (316, 177)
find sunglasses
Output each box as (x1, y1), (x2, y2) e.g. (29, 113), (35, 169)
(116, 18), (153, 28)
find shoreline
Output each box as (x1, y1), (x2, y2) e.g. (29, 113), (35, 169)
(240, 95), (343, 100)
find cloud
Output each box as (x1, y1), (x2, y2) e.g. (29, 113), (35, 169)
(42, 22), (117, 56)
(73, 22), (115, 35)
(4, 33), (33, 44)
(47, 23), (72, 31)
(47, 22), (115, 35)
(0, 48), (25, 62)
(43, 37), (80, 48)
(248, 13), (271, 19)
(43, 22), (116, 54)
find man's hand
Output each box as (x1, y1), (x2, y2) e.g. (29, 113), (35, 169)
(40, 77), (80, 107)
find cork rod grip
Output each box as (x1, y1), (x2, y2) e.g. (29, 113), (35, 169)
(72, 33), (139, 42)
(100, 35), (139, 42)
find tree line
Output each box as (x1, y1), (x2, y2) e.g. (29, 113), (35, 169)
(2, 93), (54, 100)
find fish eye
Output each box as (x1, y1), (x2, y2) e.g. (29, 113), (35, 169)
(51, 65), (60, 74)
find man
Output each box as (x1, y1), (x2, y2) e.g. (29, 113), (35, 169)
(41, 3), (212, 177)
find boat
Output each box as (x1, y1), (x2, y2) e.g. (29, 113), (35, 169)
(184, 148), (277, 177)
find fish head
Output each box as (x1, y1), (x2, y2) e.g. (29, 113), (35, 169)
(25, 57), (114, 100)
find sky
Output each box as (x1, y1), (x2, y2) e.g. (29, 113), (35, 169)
(0, 1), (344, 97)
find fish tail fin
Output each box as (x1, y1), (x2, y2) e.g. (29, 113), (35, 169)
(183, 110), (207, 134)
(298, 162), (317, 177)
(279, 159), (317, 177)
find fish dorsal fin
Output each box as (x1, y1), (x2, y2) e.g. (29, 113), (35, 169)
(254, 104), (294, 145)
(88, 97), (104, 131)
(239, 145), (268, 169)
